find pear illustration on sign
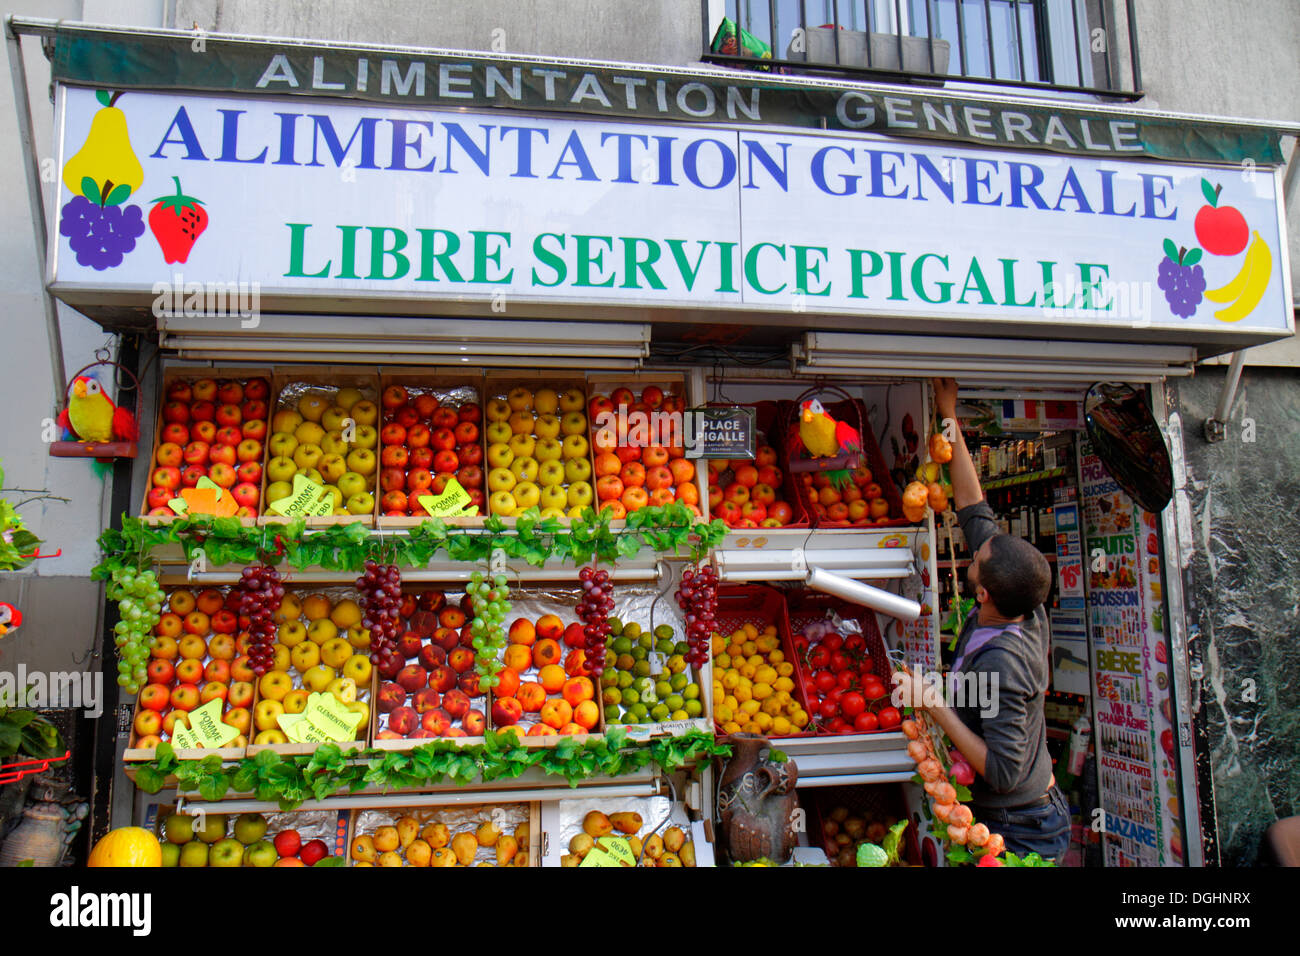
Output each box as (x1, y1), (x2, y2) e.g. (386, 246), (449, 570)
(58, 91), (146, 270)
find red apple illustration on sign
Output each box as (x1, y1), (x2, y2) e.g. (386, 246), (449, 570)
(1194, 179), (1248, 256)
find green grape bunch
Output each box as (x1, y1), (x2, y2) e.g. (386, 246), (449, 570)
(468, 570), (511, 693)
(107, 565), (164, 695)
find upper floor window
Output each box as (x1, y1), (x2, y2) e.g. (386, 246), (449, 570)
(704, 0), (1142, 98)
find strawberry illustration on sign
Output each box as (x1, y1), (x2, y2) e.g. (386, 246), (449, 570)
(148, 176), (208, 263)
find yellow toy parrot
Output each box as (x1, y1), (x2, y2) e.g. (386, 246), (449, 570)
(57, 375), (138, 444)
(789, 399), (863, 487)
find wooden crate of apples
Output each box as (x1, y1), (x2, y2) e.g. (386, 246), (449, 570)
(125, 586), (253, 764)
(483, 375), (592, 519)
(263, 368), (380, 523)
(154, 807), (345, 867)
(372, 589), (490, 743)
(143, 370), (272, 523)
(375, 374), (486, 524)
(349, 804), (538, 867)
(249, 587), (373, 753)
(489, 613), (602, 739)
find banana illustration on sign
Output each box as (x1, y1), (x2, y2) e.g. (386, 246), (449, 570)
(1204, 231), (1272, 323)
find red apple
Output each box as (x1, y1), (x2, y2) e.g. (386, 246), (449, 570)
(394, 405), (420, 429)
(182, 441), (210, 466)
(458, 443), (483, 466)
(409, 447), (434, 471)
(215, 425), (242, 448)
(433, 449), (460, 474)
(453, 421), (479, 446)
(431, 407), (459, 429)
(151, 466), (182, 491)
(456, 465), (483, 489)
(381, 490), (408, 513)
(192, 420), (217, 444)
(216, 382), (244, 406)
(457, 403), (481, 424)
(381, 422), (407, 446)
(208, 463), (237, 489)
(166, 381), (193, 402)
(380, 468), (406, 493)
(240, 419), (267, 442)
(299, 839), (328, 867)
(380, 446), (409, 469)
(236, 438), (262, 462)
(273, 830), (301, 858)
(244, 378), (270, 402)
(237, 461), (263, 485)
(414, 394), (440, 419)
(241, 399), (268, 421)
(428, 427), (454, 452)
(180, 464), (205, 488)
(146, 486), (174, 510)
(162, 401), (190, 425)
(382, 385), (408, 409)
(189, 400), (216, 422)
(208, 444), (237, 466)
(215, 404), (242, 428)
(162, 422), (190, 445)
(232, 482), (260, 509)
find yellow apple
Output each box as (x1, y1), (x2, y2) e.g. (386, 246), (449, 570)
(560, 411), (588, 435)
(320, 432), (349, 456)
(534, 438), (563, 462)
(534, 414), (561, 439)
(268, 433), (299, 459)
(346, 493), (375, 516)
(293, 443), (324, 472)
(271, 644), (291, 671)
(345, 700), (370, 730)
(321, 637), (353, 669)
(347, 625), (370, 650)
(326, 676), (358, 703)
(508, 433), (537, 460)
(271, 410), (303, 435)
(538, 460), (566, 487)
(487, 468), (517, 493)
(318, 453), (348, 483)
(558, 388), (586, 412)
(534, 388), (559, 416)
(508, 410), (535, 435)
(290, 640), (320, 674)
(510, 456), (539, 483)
(338, 472), (368, 500)
(282, 689), (310, 714)
(308, 618), (339, 645)
(486, 398), (511, 422)
(276, 594), (303, 623)
(513, 481), (541, 509)
(258, 671), (292, 702)
(294, 421), (325, 446)
(346, 449), (377, 476)
(539, 484), (568, 511)
(298, 394), (330, 422)
(302, 664), (337, 693)
(352, 425), (378, 450)
(507, 387), (534, 411)
(562, 434), (589, 461)
(321, 406), (350, 432)
(343, 654), (372, 685)
(349, 400), (378, 426)
(489, 491), (518, 516)
(564, 457), (592, 483)
(266, 455), (298, 484)
(335, 387), (363, 411)
(265, 480), (293, 503)
(278, 620), (308, 648)
(486, 443), (514, 469)
(540, 507), (567, 520)
(567, 481), (594, 507)
(254, 729), (288, 746)
(321, 484), (344, 508)
(254, 698), (285, 732)
(486, 421), (513, 445)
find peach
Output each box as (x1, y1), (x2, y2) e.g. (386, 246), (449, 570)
(517, 682), (546, 713)
(508, 618), (536, 646)
(503, 645), (532, 672)
(531, 639), (562, 670)
(535, 614), (564, 643)
(539, 698), (573, 730)
(573, 699), (600, 730)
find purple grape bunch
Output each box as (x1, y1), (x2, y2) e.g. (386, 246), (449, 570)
(238, 564), (285, 677)
(675, 564), (718, 668)
(59, 194), (145, 270)
(358, 560), (404, 671)
(1157, 241), (1205, 319)
(578, 566), (614, 677)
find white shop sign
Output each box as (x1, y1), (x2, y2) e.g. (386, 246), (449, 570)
(51, 87), (1291, 338)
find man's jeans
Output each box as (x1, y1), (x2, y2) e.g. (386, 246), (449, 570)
(975, 786), (1072, 865)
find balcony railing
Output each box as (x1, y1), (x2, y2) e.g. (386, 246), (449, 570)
(702, 0), (1142, 98)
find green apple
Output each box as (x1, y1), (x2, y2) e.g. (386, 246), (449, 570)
(159, 841), (181, 867)
(245, 840), (278, 868)
(233, 813), (268, 845)
(337, 471), (367, 500)
(210, 838), (244, 867)
(266, 455), (298, 483)
(196, 813), (227, 843)
(179, 841), (209, 867)
(265, 480), (293, 503)
(162, 812), (195, 845)
(346, 492), (375, 516)
(346, 448), (376, 476)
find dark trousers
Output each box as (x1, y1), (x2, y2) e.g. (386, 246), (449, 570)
(974, 786), (1072, 865)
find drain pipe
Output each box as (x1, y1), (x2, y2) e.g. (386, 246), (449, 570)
(1204, 350), (1246, 443)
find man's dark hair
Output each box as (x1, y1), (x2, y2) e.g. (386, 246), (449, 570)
(980, 534), (1052, 619)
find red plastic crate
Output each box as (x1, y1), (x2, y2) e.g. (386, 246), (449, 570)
(777, 393), (908, 529)
(706, 400), (810, 529)
(800, 782), (924, 867)
(712, 584), (814, 738)
(784, 589), (896, 736)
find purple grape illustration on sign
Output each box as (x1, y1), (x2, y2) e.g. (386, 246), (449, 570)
(60, 193), (146, 269)
(1157, 239), (1205, 318)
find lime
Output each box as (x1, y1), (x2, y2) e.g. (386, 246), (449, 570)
(655, 680), (673, 698)
(605, 704), (623, 721)
(685, 699), (703, 717)
(623, 622), (642, 641)
(683, 683), (700, 700)
(654, 624), (675, 641)
(621, 688), (640, 707)
(607, 617), (623, 635)
(651, 703), (671, 722)
(633, 660), (652, 678)
(612, 637), (632, 655)
(617, 671), (634, 689)
(670, 673), (690, 691)
(665, 694), (685, 712)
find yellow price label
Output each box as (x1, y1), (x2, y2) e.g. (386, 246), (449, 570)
(417, 478), (479, 518)
(579, 836), (636, 867)
(269, 474), (335, 518)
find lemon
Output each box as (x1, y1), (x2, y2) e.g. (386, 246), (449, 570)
(721, 671), (740, 691)
(768, 649), (784, 664)
(775, 677), (795, 693)
(741, 641), (758, 657)
(733, 684), (752, 704)
(792, 710), (810, 729)
(753, 712), (773, 732)
(772, 716), (792, 735)
(777, 662), (795, 677)
(715, 653), (732, 670)
(723, 695), (739, 713)
(716, 706), (733, 724)
(752, 682), (773, 701)
(761, 697), (782, 717)
(740, 699), (760, 717)
(755, 665), (778, 685)
(742, 623), (759, 640)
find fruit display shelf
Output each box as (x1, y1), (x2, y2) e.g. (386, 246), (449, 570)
(587, 371), (704, 523)
(482, 370), (597, 523)
(245, 584), (375, 757)
(348, 802), (539, 867)
(262, 365), (382, 526)
(141, 368), (274, 527)
(785, 590), (898, 737)
(124, 585), (256, 767)
(374, 370), (486, 528)
(710, 585), (813, 739)
(600, 605), (714, 740)
(149, 803), (349, 868)
(706, 400), (808, 530)
(369, 587), (493, 747)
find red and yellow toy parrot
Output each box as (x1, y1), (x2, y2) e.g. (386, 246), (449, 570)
(0, 603), (20, 637)
(788, 399), (863, 487)
(56, 375), (138, 444)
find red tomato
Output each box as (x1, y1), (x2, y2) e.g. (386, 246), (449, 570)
(823, 634), (844, 652)
(792, 635), (809, 655)
(841, 692), (866, 719)
(830, 651), (850, 672)
(825, 687), (844, 706)
(819, 700), (839, 721)
(859, 660), (876, 678)
(845, 634), (866, 653)
(854, 711), (879, 733)
(836, 669), (856, 690)
(814, 670), (837, 694)
(877, 706), (902, 731)
(862, 677), (887, 700)
(828, 716), (850, 734)
(808, 646), (831, 670)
